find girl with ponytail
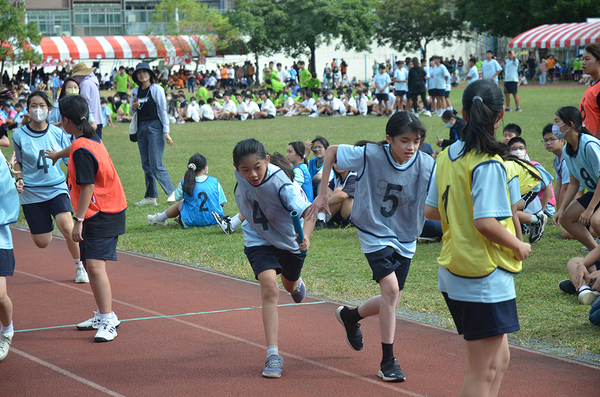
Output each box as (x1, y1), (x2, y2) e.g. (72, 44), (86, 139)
(286, 141), (313, 202)
(425, 79), (531, 395)
(147, 153), (227, 228)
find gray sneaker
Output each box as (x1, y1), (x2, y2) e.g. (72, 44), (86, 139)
(0, 332), (12, 362)
(262, 354), (283, 378)
(580, 237), (600, 253)
(578, 288), (600, 305)
(290, 278), (306, 303)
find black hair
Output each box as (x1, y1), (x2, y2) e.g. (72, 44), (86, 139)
(233, 138), (267, 167)
(269, 152), (295, 181)
(27, 90), (52, 108)
(298, 61), (305, 66)
(100, 97), (107, 104)
(386, 111), (426, 140)
(182, 153), (207, 197)
(288, 141), (307, 165)
(311, 136), (330, 149)
(504, 155), (542, 183)
(207, 98), (214, 104)
(507, 136), (527, 149)
(311, 72), (317, 78)
(557, 106), (592, 156)
(58, 77), (80, 100)
(244, 93), (252, 100)
(460, 79), (506, 158)
(441, 110), (456, 121)
(58, 95), (95, 138)
(486, 50), (493, 54)
(503, 123), (522, 136)
(585, 43), (600, 62)
(542, 123), (553, 136)
(198, 99), (205, 106)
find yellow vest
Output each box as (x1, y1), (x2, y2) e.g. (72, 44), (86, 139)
(504, 160), (541, 196)
(436, 149), (522, 277)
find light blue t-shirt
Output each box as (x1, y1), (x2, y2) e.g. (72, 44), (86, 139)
(393, 68), (408, 91)
(553, 155), (569, 185)
(563, 134), (600, 192)
(481, 59), (503, 84)
(504, 59), (519, 82)
(102, 106), (112, 127)
(374, 72), (392, 94)
(0, 225), (12, 250)
(432, 64), (450, 90)
(467, 65), (479, 85)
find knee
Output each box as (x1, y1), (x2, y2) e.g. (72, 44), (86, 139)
(32, 236), (51, 249)
(566, 257), (582, 272)
(261, 279), (280, 303)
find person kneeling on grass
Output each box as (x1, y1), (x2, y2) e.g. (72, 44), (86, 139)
(148, 153), (226, 228)
(559, 247), (600, 305)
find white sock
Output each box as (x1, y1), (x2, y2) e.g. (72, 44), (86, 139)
(1, 322), (14, 336)
(317, 213), (326, 222)
(157, 211), (168, 221)
(530, 214), (539, 224)
(266, 345), (278, 357)
(98, 312), (113, 321)
(74, 258), (82, 267)
(579, 285), (591, 293)
(230, 214), (242, 230)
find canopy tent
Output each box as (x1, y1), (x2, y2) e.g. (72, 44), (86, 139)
(6, 35), (216, 61)
(509, 22), (600, 49)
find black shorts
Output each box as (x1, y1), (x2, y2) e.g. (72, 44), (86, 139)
(0, 249), (15, 277)
(364, 246), (411, 289)
(328, 211), (350, 227)
(442, 293), (520, 341)
(80, 236), (119, 262)
(394, 90), (406, 98)
(22, 193), (72, 235)
(429, 89), (440, 97)
(376, 93), (389, 102)
(244, 245), (306, 281)
(577, 191), (600, 212)
(444, 90), (450, 98)
(267, 114), (275, 119)
(504, 82), (518, 95)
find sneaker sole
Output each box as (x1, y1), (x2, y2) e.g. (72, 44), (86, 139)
(378, 370), (406, 382)
(77, 321), (121, 331)
(335, 306), (362, 351)
(74, 278), (89, 283)
(261, 372), (282, 378)
(94, 335), (117, 343)
(578, 291), (600, 305)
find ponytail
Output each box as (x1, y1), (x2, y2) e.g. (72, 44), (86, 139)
(288, 141), (307, 165)
(269, 152), (295, 181)
(182, 153), (207, 196)
(58, 95), (95, 138)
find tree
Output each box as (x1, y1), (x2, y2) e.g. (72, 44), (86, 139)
(456, 0), (600, 38)
(152, 0), (240, 73)
(376, 0), (470, 61)
(278, 0), (378, 73)
(227, 0), (284, 84)
(0, 0), (41, 89)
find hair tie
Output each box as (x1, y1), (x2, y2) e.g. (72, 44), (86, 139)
(473, 96), (483, 103)
(80, 116), (87, 121)
(188, 163), (197, 171)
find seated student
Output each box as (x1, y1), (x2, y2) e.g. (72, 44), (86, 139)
(207, 97), (223, 119)
(503, 123), (522, 145)
(0, 102), (17, 129)
(179, 101), (200, 123)
(198, 99), (214, 121)
(234, 93), (249, 121)
(147, 153), (226, 228)
(277, 90), (296, 114)
(307, 72), (321, 92)
(188, 96), (200, 113)
(287, 89), (316, 116)
(100, 98), (113, 128)
(323, 157), (356, 228)
(340, 74), (351, 88)
(286, 141), (313, 202)
(419, 135), (436, 158)
(115, 97), (132, 122)
(559, 243), (600, 305)
(507, 137), (553, 243)
(253, 91), (276, 119)
(246, 93), (260, 118)
(436, 110), (466, 149)
(344, 89), (359, 115)
(315, 91), (346, 117)
(12, 102), (27, 128)
(304, 135), (335, 205)
(167, 95), (179, 124)
(219, 93), (237, 120)
(356, 90), (370, 116)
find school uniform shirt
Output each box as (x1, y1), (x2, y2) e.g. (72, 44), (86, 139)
(393, 68), (408, 91)
(102, 105), (112, 127)
(337, 144), (435, 258)
(235, 163), (310, 253)
(481, 59), (503, 84)
(303, 97), (317, 112)
(329, 97), (346, 115)
(347, 97), (357, 109)
(199, 104), (214, 120)
(504, 59), (519, 83)
(236, 101), (248, 121)
(185, 106), (200, 122)
(426, 141), (519, 303)
(12, 123), (70, 205)
(563, 133), (600, 192)
(178, 175), (226, 227)
(580, 79), (600, 137)
(466, 65), (479, 85)
(0, 150), (19, 231)
(261, 99), (276, 117)
(432, 64), (450, 91)
(293, 163), (314, 202)
(328, 172), (357, 198)
(553, 155), (570, 185)
(247, 101), (260, 115)
(283, 96), (295, 108)
(374, 72), (391, 94)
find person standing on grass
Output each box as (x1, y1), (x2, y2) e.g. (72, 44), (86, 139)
(580, 44), (600, 138)
(233, 139), (315, 378)
(374, 64), (392, 117)
(71, 63), (103, 140)
(46, 95), (127, 343)
(481, 50), (502, 86)
(504, 51), (522, 112)
(130, 62), (176, 206)
(307, 111), (435, 383)
(425, 79), (531, 396)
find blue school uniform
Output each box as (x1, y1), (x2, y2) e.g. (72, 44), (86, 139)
(293, 163), (313, 202)
(562, 134), (600, 192)
(178, 176), (226, 228)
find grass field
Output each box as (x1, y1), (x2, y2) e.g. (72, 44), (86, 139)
(3, 84), (600, 360)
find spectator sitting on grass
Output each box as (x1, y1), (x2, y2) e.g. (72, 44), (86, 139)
(198, 99), (214, 121)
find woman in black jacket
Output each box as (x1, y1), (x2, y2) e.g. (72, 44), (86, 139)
(436, 110), (466, 149)
(407, 57), (431, 116)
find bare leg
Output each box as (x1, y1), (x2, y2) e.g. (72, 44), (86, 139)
(54, 211), (80, 260)
(0, 277), (13, 328)
(85, 259), (112, 314)
(257, 269), (279, 346)
(165, 201), (183, 218)
(460, 334), (509, 397)
(357, 274), (401, 343)
(561, 201), (597, 251)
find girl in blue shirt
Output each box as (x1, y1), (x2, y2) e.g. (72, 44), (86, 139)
(286, 141), (313, 202)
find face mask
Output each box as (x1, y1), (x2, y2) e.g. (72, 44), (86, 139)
(511, 149), (527, 160)
(354, 95), (360, 100)
(31, 108), (48, 123)
(167, 96), (172, 101)
(444, 122), (452, 129)
(191, 100), (196, 104)
(552, 123), (566, 139)
(66, 87), (79, 95)
(121, 100), (127, 104)
(114, 97), (120, 102)
(327, 95), (333, 100)
(283, 95), (288, 99)
(101, 104), (106, 108)
(245, 99), (250, 104)
(19, 96), (24, 100)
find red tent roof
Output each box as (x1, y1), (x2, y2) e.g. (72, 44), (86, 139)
(509, 22), (600, 49)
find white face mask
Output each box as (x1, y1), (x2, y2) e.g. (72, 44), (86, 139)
(327, 95), (333, 100)
(31, 108), (48, 123)
(167, 96), (172, 101)
(511, 149), (527, 160)
(354, 94), (360, 100)
(552, 124), (566, 139)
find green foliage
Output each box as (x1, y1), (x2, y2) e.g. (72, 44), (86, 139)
(456, 0), (600, 38)
(376, 0), (470, 60)
(227, 0), (283, 59)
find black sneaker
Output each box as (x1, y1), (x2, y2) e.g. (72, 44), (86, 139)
(212, 212), (233, 234)
(314, 219), (327, 231)
(335, 306), (363, 351)
(529, 213), (548, 244)
(173, 215), (184, 227)
(559, 279), (576, 295)
(378, 357), (406, 382)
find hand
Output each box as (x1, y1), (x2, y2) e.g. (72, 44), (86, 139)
(165, 133), (173, 146)
(553, 209), (563, 227)
(512, 241), (531, 261)
(15, 178), (24, 194)
(72, 220), (84, 242)
(305, 139), (312, 151)
(298, 235), (310, 251)
(575, 261), (589, 290)
(579, 208), (593, 226)
(44, 147), (60, 166)
(585, 270), (600, 286)
(305, 194), (330, 220)
(436, 139), (444, 147)
(131, 101), (141, 110)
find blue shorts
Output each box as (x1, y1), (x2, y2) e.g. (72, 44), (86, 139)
(444, 90), (450, 98)
(429, 89), (441, 97)
(442, 293), (520, 341)
(577, 191), (600, 212)
(394, 90), (406, 98)
(364, 246), (411, 289)
(266, 114), (275, 119)
(244, 245), (306, 281)
(22, 193), (72, 235)
(504, 82), (518, 95)
(79, 236), (119, 262)
(0, 249), (15, 276)
(376, 93), (389, 102)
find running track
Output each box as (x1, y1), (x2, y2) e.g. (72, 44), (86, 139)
(3, 228), (600, 396)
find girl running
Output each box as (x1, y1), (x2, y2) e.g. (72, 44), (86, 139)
(147, 153), (227, 228)
(308, 111), (436, 382)
(12, 91), (89, 284)
(233, 139), (315, 378)
(286, 141), (313, 202)
(424, 79), (531, 396)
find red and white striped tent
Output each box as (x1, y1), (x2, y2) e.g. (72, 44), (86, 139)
(12, 35), (216, 61)
(509, 22), (600, 49)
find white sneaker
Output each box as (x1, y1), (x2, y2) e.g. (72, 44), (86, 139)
(0, 332), (12, 362)
(75, 265), (89, 283)
(166, 191), (176, 203)
(94, 317), (118, 342)
(578, 288), (600, 305)
(77, 311), (120, 331)
(423, 110), (432, 117)
(134, 198), (157, 206)
(308, 112), (319, 118)
(147, 213), (168, 226)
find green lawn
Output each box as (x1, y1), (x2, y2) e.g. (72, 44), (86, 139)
(4, 84), (600, 361)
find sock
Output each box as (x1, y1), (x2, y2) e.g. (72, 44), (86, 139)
(530, 214), (539, 224)
(317, 213), (326, 222)
(74, 258), (82, 267)
(98, 312), (113, 321)
(230, 214), (242, 230)
(381, 343), (394, 365)
(1, 322), (14, 336)
(266, 345), (278, 357)
(347, 307), (363, 325)
(157, 211), (168, 222)
(579, 285), (591, 293)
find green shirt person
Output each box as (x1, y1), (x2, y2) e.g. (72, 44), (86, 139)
(307, 73), (321, 89)
(298, 61), (312, 88)
(266, 78), (285, 93)
(113, 72), (128, 93)
(197, 85), (209, 101)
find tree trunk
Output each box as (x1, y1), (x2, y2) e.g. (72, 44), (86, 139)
(255, 52), (260, 85)
(0, 60), (4, 90)
(309, 43), (316, 75)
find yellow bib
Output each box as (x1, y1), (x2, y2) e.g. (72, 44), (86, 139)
(504, 160), (541, 196)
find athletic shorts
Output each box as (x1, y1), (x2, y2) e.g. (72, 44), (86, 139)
(267, 114), (275, 119)
(442, 293), (520, 341)
(577, 191), (600, 212)
(364, 246), (411, 289)
(429, 89), (440, 97)
(504, 82), (518, 95)
(22, 193), (72, 235)
(327, 211), (350, 227)
(79, 236), (119, 262)
(244, 245), (306, 281)
(376, 93), (389, 102)
(0, 249), (15, 277)
(394, 90), (406, 98)
(444, 90), (450, 98)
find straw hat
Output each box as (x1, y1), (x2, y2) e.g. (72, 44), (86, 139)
(71, 63), (96, 76)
